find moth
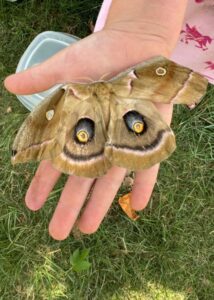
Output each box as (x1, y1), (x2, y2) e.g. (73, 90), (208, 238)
(11, 56), (208, 178)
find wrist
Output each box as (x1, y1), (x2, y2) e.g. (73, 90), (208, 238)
(103, 0), (188, 53)
(99, 28), (171, 67)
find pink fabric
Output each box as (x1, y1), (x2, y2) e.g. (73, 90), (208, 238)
(94, 0), (214, 84)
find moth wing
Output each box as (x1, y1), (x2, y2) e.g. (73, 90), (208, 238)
(109, 56), (208, 108)
(12, 88), (66, 164)
(105, 95), (176, 171)
(51, 85), (111, 178)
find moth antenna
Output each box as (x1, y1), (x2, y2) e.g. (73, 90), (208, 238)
(98, 72), (112, 81)
(62, 76), (98, 90)
(64, 74), (112, 85)
(74, 76), (95, 83)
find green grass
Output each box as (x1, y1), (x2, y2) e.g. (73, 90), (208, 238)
(0, 1), (214, 299)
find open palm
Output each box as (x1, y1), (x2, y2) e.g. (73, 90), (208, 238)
(4, 29), (173, 240)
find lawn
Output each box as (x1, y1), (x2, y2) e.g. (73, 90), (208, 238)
(0, 1), (213, 299)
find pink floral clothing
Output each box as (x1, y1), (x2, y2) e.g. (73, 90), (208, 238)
(94, 0), (214, 84)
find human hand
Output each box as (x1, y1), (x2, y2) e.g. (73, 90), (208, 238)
(4, 29), (173, 240)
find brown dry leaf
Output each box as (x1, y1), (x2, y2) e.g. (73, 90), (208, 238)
(118, 193), (139, 221)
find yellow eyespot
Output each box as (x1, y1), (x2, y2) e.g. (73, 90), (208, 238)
(76, 130), (89, 143)
(133, 122), (144, 133)
(155, 67), (167, 76)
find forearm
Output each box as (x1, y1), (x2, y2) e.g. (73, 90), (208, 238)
(104, 0), (188, 54)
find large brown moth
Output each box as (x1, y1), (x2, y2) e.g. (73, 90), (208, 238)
(11, 56), (208, 178)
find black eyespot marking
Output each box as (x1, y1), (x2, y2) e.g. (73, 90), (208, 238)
(74, 118), (95, 144)
(12, 149), (17, 157)
(123, 111), (147, 135)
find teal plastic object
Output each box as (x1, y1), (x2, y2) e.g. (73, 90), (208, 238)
(16, 31), (80, 111)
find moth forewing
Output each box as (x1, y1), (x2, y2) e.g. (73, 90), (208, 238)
(109, 56), (208, 108)
(11, 88), (66, 164)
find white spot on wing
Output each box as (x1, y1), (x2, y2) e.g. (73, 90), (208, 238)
(156, 67), (167, 76)
(46, 109), (55, 121)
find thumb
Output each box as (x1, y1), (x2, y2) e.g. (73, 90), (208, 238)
(4, 44), (70, 95)
(4, 32), (116, 95)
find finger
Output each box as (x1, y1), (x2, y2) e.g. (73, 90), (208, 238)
(78, 166), (127, 234)
(4, 45), (72, 95)
(4, 31), (143, 95)
(131, 103), (173, 211)
(155, 102), (173, 125)
(25, 160), (61, 211)
(4, 33), (116, 95)
(4, 36), (96, 94)
(131, 164), (159, 211)
(48, 176), (94, 240)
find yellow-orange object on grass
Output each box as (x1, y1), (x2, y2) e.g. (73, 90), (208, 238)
(118, 193), (139, 221)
